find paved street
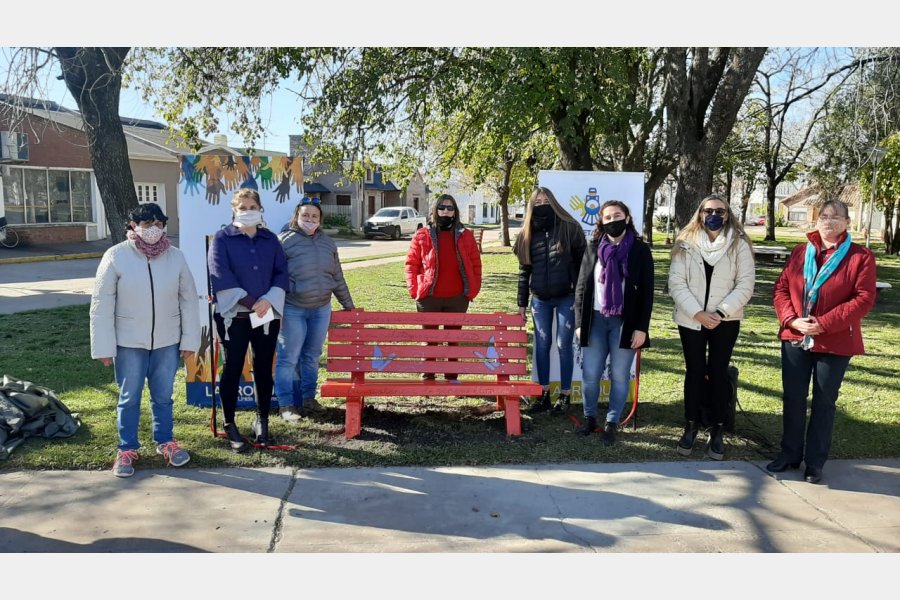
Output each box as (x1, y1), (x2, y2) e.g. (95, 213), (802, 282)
(0, 226), (516, 314)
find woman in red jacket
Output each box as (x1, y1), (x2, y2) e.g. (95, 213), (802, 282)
(405, 194), (483, 381)
(769, 200), (877, 484)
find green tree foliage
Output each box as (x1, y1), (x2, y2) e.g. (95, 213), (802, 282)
(859, 133), (900, 253)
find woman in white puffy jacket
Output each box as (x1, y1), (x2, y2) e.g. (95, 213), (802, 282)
(90, 203), (200, 478)
(667, 195), (755, 461)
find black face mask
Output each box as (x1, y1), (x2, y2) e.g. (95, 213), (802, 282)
(437, 215), (454, 229)
(602, 218), (628, 238)
(531, 205), (554, 230)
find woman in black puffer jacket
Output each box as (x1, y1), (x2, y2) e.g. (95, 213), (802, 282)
(513, 186), (587, 414)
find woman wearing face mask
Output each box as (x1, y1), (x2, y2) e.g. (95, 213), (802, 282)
(405, 194), (482, 381)
(208, 189), (289, 451)
(275, 197), (355, 420)
(769, 200), (876, 484)
(573, 201), (654, 444)
(668, 195), (755, 461)
(91, 203), (200, 477)
(513, 187), (587, 414)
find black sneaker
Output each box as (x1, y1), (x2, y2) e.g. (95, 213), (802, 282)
(576, 416), (597, 437)
(550, 393), (571, 414)
(706, 423), (725, 461)
(676, 421), (700, 456)
(527, 390), (552, 414)
(601, 421), (617, 446)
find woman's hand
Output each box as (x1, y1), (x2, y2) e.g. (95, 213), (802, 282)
(252, 299), (272, 318)
(790, 317), (823, 336)
(693, 311), (721, 329)
(518, 307), (527, 319)
(98, 357), (113, 367)
(630, 330), (647, 349)
(181, 350), (195, 361)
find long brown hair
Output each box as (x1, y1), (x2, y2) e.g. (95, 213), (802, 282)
(513, 186), (583, 265)
(430, 193), (462, 230)
(672, 194), (754, 257)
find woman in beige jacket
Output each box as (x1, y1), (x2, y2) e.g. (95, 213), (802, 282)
(668, 195), (755, 460)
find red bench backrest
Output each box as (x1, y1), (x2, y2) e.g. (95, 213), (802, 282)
(327, 309), (529, 377)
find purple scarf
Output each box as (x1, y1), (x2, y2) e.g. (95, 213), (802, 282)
(127, 230), (171, 259)
(597, 228), (634, 316)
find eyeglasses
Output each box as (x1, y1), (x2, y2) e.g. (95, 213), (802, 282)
(817, 214), (846, 222)
(702, 208), (727, 217)
(437, 205), (455, 211)
(300, 197), (321, 205)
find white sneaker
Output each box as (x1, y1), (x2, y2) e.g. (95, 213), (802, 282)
(280, 406), (303, 422)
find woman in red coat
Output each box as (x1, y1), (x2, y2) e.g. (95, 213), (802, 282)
(405, 194), (482, 381)
(769, 200), (877, 484)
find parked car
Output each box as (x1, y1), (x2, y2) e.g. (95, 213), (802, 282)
(364, 207), (427, 240)
(747, 215), (766, 226)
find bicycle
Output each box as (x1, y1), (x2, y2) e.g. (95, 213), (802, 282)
(0, 224), (19, 248)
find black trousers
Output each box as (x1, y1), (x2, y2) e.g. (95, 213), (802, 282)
(415, 294), (470, 379)
(214, 314), (280, 424)
(678, 320), (740, 425)
(779, 342), (851, 470)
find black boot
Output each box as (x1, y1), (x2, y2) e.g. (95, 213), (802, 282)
(576, 416), (597, 437)
(527, 389), (552, 414)
(706, 423), (725, 461)
(551, 392), (571, 414)
(223, 423), (249, 453)
(601, 421), (617, 446)
(676, 420), (700, 456)
(251, 417), (270, 447)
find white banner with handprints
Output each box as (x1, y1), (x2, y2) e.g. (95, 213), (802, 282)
(178, 154), (303, 407)
(534, 170), (645, 406)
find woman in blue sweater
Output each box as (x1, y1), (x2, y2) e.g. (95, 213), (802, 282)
(208, 189), (289, 451)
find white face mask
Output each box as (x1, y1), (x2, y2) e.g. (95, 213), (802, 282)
(134, 225), (165, 244)
(234, 209), (263, 227)
(300, 221), (319, 235)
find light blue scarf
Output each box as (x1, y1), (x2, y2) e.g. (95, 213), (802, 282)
(800, 234), (852, 349)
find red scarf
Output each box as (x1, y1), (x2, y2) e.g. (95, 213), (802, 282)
(127, 230), (171, 258)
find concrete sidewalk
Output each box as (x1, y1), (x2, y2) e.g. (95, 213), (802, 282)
(1, 458), (897, 552)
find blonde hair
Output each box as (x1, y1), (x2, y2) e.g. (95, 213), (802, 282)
(513, 186), (583, 265)
(672, 194), (754, 257)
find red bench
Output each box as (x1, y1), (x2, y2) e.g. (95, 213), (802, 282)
(320, 309), (542, 439)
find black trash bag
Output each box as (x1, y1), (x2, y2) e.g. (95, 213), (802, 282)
(0, 375), (81, 460)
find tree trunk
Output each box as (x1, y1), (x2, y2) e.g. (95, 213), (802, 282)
(496, 154), (515, 247)
(665, 47), (767, 228)
(55, 47), (135, 244)
(642, 191), (655, 244)
(740, 193), (751, 225)
(765, 181), (778, 241)
(550, 107), (593, 171)
(887, 199), (899, 255)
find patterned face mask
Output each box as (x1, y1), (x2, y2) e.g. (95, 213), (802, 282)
(134, 225), (165, 244)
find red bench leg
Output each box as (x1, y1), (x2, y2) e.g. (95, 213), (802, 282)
(503, 396), (522, 436)
(345, 396), (363, 439)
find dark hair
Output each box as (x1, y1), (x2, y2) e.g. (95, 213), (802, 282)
(592, 200), (639, 241)
(289, 199), (323, 230)
(129, 203), (168, 225)
(430, 193), (461, 230)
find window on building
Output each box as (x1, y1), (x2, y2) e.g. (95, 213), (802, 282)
(788, 210), (807, 222)
(135, 183), (159, 205)
(336, 194), (351, 206)
(365, 169), (374, 183)
(1, 167), (94, 224)
(482, 203), (488, 219)
(24, 168), (50, 223)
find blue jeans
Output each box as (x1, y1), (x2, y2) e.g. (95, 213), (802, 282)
(780, 342), (852, 470)
(274, 303), (332, 408)
(113, 343), (180, 451)
(581, 313), (635, 423)
(531, 295), (575, 390)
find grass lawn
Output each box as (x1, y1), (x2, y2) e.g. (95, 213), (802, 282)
(2, 233), (898, 472)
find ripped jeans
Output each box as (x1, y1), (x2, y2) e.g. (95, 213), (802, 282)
(530, 294), (576, 390)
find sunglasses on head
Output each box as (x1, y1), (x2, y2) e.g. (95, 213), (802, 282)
(437, 204), (455, 211)
(300, 197), (321, 205)
(702, 208), (727, 217)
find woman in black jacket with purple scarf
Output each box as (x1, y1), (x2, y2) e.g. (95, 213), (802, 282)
(574, 200), (654, 444)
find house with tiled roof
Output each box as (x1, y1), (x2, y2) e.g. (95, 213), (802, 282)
(781, 182), (882, 231)
(0, 94), (284, 243)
